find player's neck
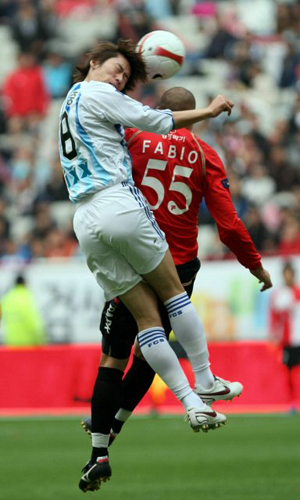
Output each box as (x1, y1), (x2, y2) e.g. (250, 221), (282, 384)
(173, 125), (193, 133)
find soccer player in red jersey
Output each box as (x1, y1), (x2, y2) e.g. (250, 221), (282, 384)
(127, 90), (262, 272)
(83, 87), (272, 461)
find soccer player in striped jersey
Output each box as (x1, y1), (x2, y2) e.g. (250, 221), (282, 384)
(80, 85), (273, 490)
(58, 40), (270, 491)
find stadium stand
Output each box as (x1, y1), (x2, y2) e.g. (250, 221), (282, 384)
(0, 0), (300, 263)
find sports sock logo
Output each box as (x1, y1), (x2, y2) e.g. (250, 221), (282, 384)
(138, 328), (166, 349)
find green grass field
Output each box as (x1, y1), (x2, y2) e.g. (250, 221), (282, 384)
(0, 414), (299, 500)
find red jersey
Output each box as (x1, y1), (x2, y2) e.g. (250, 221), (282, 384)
(125, 127), (261, 269)
(270, 285), (300, 347)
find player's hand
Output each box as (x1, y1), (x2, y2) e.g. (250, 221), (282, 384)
(250, 266), (273, 292)
(207, 95), (234, 118)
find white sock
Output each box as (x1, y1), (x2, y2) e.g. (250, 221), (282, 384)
(114, 408), (132, 422)
(138, 327), (196, 401)
(181, 391), (206, 411)
(92, 432), (110, 449)
(164, 292), (214, 390)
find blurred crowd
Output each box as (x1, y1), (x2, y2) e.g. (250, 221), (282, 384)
(0, 0), (300, 264)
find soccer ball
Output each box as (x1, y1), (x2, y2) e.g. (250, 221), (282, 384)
(137, 30), (186, 80)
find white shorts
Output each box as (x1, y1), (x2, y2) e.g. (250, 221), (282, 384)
(73, 182), (169, 300)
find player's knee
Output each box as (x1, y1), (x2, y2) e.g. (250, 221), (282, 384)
(100, 354), (128, 371)
(135, 308), (163, 331)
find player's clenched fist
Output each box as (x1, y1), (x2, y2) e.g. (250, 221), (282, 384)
(207, 95), (234, 117)
(250, 266), (273, 292)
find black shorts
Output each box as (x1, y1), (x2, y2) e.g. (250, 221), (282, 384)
(101, 257), (201, 359)
(283, 346), (300, 369)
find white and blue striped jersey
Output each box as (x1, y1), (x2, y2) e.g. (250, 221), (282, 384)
(58, 81), (174, 202)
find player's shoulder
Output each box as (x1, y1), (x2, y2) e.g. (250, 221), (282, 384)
(80, 81), (122, 100)
(193, 133), (216, 154)
(193, 133), (223, 163)
(125, 128), (157, 143)
(125, 127), (142, 142)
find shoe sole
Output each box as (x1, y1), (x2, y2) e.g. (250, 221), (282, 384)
(192, 420), (227, 433)
(79, 472), (111, 492)
(81, 420), (91, 437)
(79, 476), (111, 492)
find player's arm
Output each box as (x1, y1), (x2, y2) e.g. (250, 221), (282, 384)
(88, 83), (174, 134)
(202, 145), (272, 292)
(89, 85), (233, 134)
(172, 95), (234, 129)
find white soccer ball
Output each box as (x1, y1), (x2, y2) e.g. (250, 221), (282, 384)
(137, 30), (186, 80)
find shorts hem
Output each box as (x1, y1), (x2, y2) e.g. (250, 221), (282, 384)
(134, 247), (168, 276)
(104, 275), (144, 301)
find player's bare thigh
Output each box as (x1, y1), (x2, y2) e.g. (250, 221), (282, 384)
(119, 281), (163, 332)
(119, 250), (184, 330)
(142, 249), (185, 303)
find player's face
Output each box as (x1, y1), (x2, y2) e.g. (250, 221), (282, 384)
(91, 54), (131, 91)
(283, 268), (295, 287)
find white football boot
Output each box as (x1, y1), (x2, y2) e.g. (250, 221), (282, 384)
(185, 404), (227, 433)
(195, 375), (243, 406)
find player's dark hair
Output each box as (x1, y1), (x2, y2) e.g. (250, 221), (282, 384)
(283, 261), (295, 275)
(15, 274), (26, 285)
(73, 39), (148, 92)
(158, 87), (196, 111)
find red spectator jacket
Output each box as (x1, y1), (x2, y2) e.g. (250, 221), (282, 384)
(3, 66), (49, 117)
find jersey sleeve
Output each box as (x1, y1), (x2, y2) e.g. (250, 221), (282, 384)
(87, 83), (174, 134)
(202, 142), (262, 270)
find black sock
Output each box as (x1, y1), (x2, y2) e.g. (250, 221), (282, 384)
(91, 366), (123, 434)
(91, 367), (123, 462)
(111, 356), (155, 434)
(111, 418), (125, 434)
(91, 447), (108, 462)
